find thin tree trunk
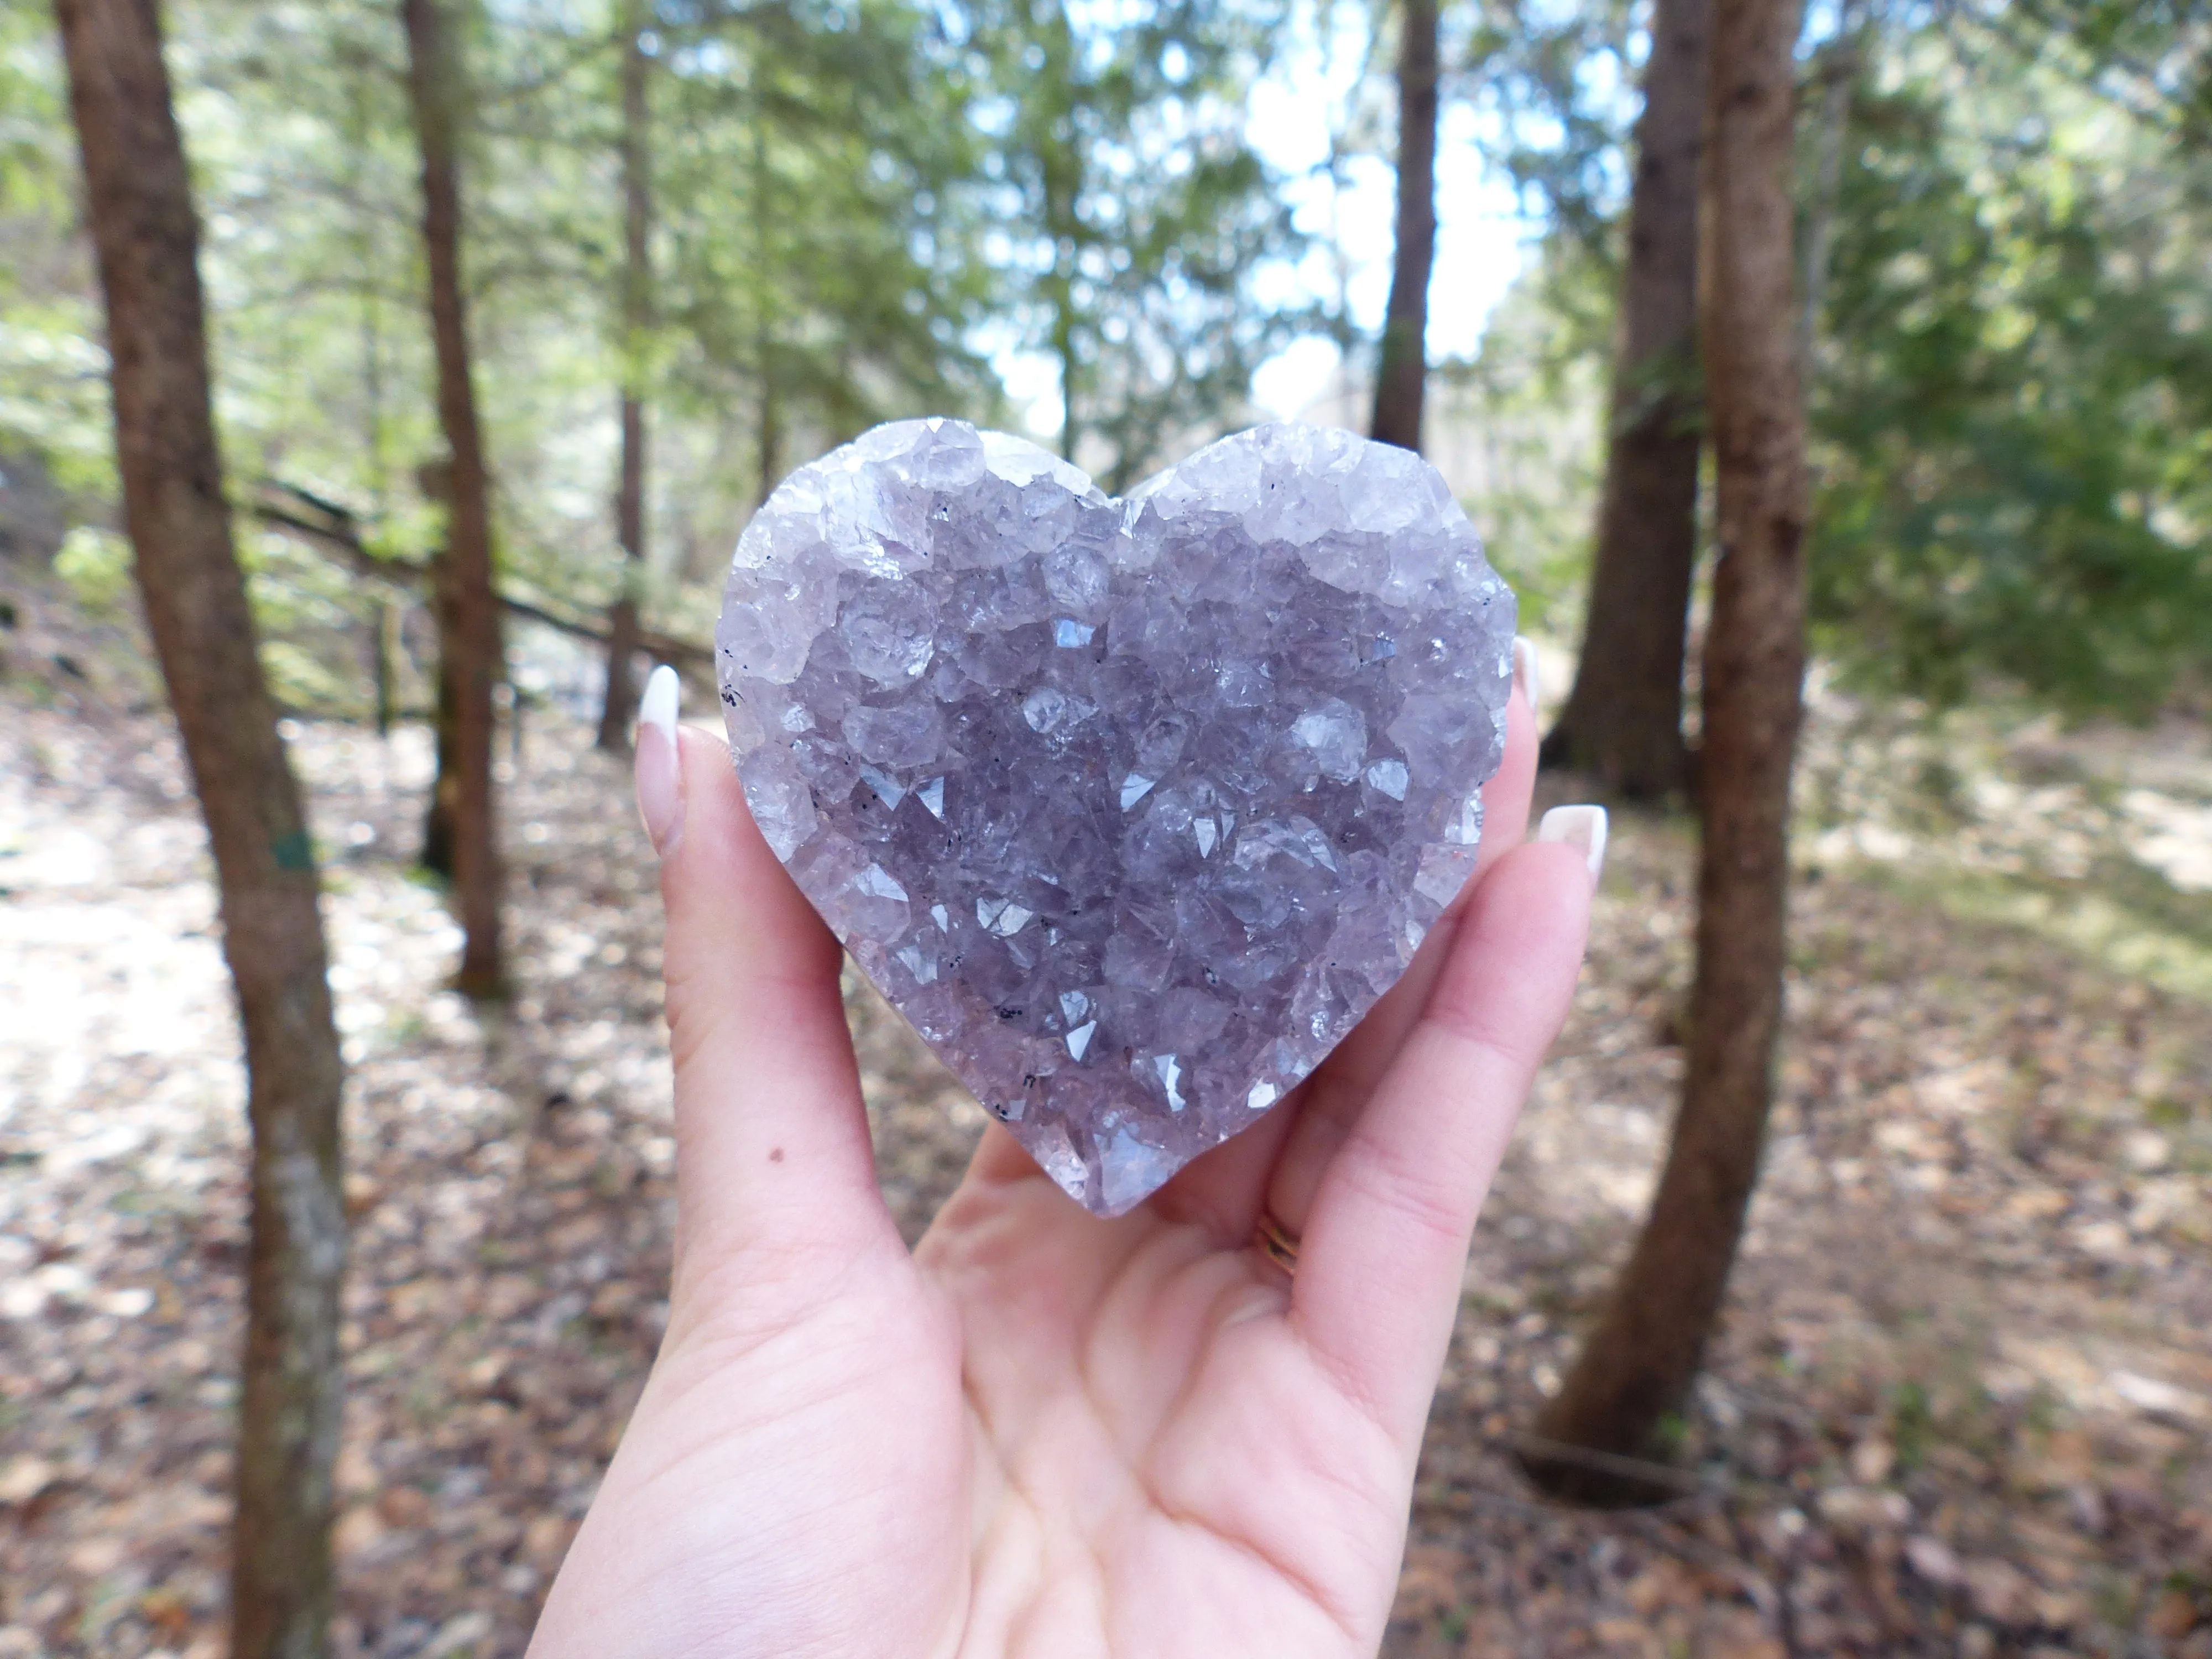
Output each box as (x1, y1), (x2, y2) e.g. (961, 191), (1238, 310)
(1369, 0), (1438, 452)
(1050, 273), (1078, 465)
(421, 542), (461, 878)
(1797, 0), (1863, 378)
(756, 377), (782, 507)
(54, 0), (348, 1648)
(372, 597), (396, 738)
(597, 13), (651, 754)
(351, 44), (400, 755)
(1540, 0), (1712, 798)
(403, 0), (505, 997)
(1033, 0), (1083, 464)
(1524, 0), (1809, 1506)
(349, 46), (390, 508)
(752, 112), (782, 504)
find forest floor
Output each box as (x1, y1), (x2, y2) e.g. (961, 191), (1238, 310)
(2, 575), (2210, 1659)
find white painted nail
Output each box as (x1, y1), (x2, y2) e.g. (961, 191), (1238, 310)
(1512, 636), (1541, 715)
(1537, 804), (1607, 883)
(635, 665), (683, 857)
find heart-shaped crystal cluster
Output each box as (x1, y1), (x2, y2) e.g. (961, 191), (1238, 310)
(718, 419), (1513, 1214)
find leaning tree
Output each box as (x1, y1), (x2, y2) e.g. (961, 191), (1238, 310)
(55, 0), (350, 1642)
(1524, 0), (1812, 1503)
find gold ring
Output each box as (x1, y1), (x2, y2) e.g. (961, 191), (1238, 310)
(1254, 1208), (1300, 1276)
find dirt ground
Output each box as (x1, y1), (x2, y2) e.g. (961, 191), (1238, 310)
(2, 594), (2209, 1657)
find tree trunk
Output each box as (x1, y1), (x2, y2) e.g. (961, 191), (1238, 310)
(596, 14), (652, 755)
(1032, 0), (1083, 465)
(750, 109), (783, 506)
(372, 596), (396, 739)
(1369, 0), (1438, 452)
(420, 546), (461, 878)
(757, 375), (782, 507)
(1539, 0), (1711, 798)
(54, 1), (348, 1649)
(403, 0), (505, 998)
(1523, 0), (1809, 1507)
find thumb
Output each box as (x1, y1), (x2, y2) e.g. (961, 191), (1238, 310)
(635, 668), (900, 1289)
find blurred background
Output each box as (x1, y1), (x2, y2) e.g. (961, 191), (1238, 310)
(2, 0), (2209, 1654)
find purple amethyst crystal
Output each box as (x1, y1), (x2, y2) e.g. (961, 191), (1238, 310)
(717, 419), (1514, 1215)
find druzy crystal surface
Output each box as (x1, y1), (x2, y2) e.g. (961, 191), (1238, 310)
(717, 419), (1514, 1215)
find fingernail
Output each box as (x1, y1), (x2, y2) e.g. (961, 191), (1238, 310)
(1512, 636), (1541, 714)
(635, 665), (684, 857)
(1537, 804), (1607, 883)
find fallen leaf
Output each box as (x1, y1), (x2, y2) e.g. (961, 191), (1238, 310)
(0, 1458), (59, 1506)
(377, 1485), (433, 1528)
(333, 1505), (388, 1561)
(1964, 1559), (2034, 1626)
(1905, 1535), (1963, 1587)
(2150, 1587), (2204, 1640)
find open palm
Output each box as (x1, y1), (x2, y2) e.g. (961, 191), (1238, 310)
(529, 684), (1592, 1659)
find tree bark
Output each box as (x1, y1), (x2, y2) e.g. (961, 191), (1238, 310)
(421, 545), (461, 879)
(372, 596), (396, 738)
(1027, 0), (1083, 465)
(596, 13), (652, 754)
(249, 476), (712, 668)
(752, 109), (783, 505)
(1369, 0), (1438, 452)
(403, 0), (505, 997)
(54, 0), (348, 1648)
(1539, 0), (1711, 798)
(757, 375), (782, 507)
(1524, 0), (1809, 1506)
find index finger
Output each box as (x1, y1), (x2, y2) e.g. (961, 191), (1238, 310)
(656, 720), (902, 1292)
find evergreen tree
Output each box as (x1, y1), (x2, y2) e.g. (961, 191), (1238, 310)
(973, 0), (1303, 488)
(1809, 9), (2212, 715)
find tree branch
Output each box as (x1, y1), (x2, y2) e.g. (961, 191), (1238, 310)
(246, 478), (713, 669)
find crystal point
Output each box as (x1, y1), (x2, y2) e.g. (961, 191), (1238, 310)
(718, 419), (1514, 1215)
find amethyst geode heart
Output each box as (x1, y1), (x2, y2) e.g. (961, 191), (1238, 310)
(717, 419), (1514, 1215)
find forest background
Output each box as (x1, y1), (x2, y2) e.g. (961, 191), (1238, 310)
(7, 0), (2209, 721)
(2, 0), (2210, 1655)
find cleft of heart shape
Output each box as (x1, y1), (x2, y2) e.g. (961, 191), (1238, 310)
(717, 418), (1515, 1215)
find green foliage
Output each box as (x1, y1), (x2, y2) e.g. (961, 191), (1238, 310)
(1461, 0), (1636, 268)
(1995, 0), (2212, 147)
(0, 8), (112, 500)
(12, 0), (2206, 738)
(646, 0), (1002, 460)
(51, 524), (131, 611)
(7, 0), (1322, 720)
(1810, 20), (2212, 717)
(969, 0), (1306, 489)
(1433, 229), (1611, 634)
(0, 301), (111, 500)
(1888, 1376), (1932, 1474)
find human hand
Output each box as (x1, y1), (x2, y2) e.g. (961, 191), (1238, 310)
(529, 653), (1597, 1659)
